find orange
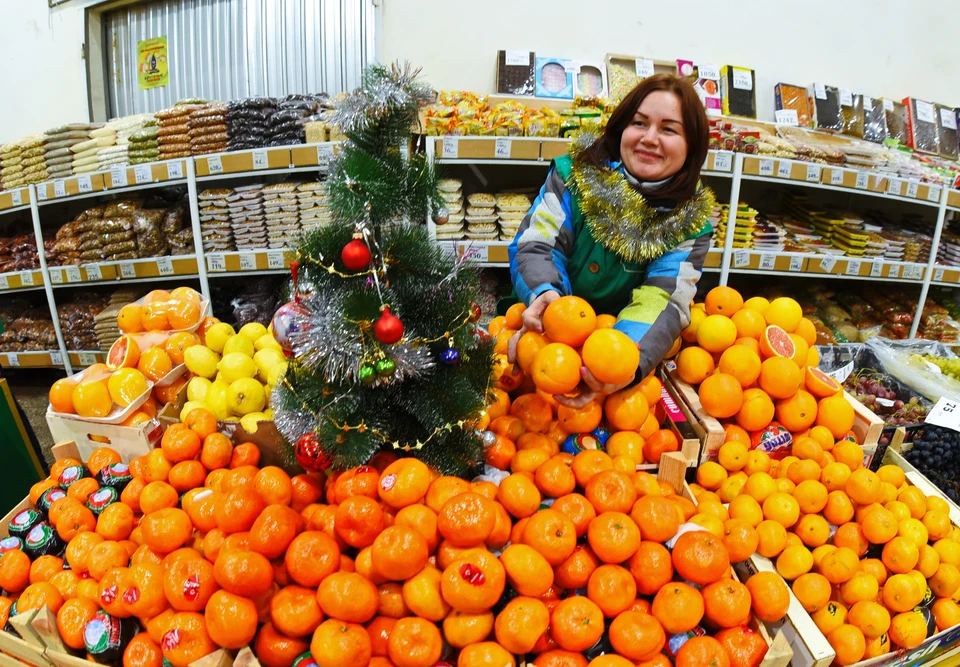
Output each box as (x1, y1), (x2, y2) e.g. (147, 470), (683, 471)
(882, 536), (920, 574)
(846, 468), (881, 505)
(604, 384), (650, 431)
(763, 492), (800, 528)
(883, 574), (921, 612)
(118, 304), (144, 333)
(817, 395), (856, 439)
(121, 562), (167, 619)
(500, 543), (554, 597)
(56, 502), (97, 541)
(795, 514), (830, 548)
(776, 390), (818, 432)
(204, 589), (258, 650)
(160, 424), (202, 464)
(888, 611), (927, 650)
(56, 597), (100, 650)
(824, 491), (855, 526)
(138, 347), (173, 383)
(757, 357), (801, 399)
(696, 314), (737, 353)
(551, 596), (606, 653)
(820, 546), (859, 584)
(67, 477), (100, 505)
(705, 286), (743, 316)
(254, 622), (310, 667)
(161, 612), (217, 667)
(671, 530), (729, 585)
(731, 307), (765, 340)
(827, 624), (866, 666)
(440, 550), (505, 614)
(18, 581), (64, 614)
(719, 345), (761, 387)
(702, 578), (751, 628)
(745, 571), (790, 622)
(587, 564), (637, 618)
(458, 643), (515, 667)
(674, 636), (728, 667)
(524, 508), (578, 566)
(631, 495), (681, 543)
(587, 511), (641, 564)
(931, 563), (960, 598)
(581, 329), (639, 385)
(736, 388), (774, 432)
(542, 296), (597, 347)
(282, 531), (339, 588)
(371, 526), (429, 582)
(213, 548), (273, 598)
(163, 549), (217, 612)
(652, 581), (703, 633)
(805, 366), (842, 398)
(531, 343), (582, 395)
(557, 401), (603, 434)
(848, 600), (890, 639)
(516, 331), (548, 374)
(777, 544), (814, 580)
(698, 372), (743, 419)
(555, 545), (601, 590)
(586, 470), (637, 515)
(834, 522), (868, 556)
(792, 572), (831, 613)
(932, 598), (960, 632)
(794, 479), (829, 515)
(627, 541), (673, 596)
(643, 430), (679, 465)
(388, 616), (443, 667)
(759, 324), (795, 359)
(493, 597), (550, 655)
(168, 300), (201, 330)
(675, 346), (715, 385)
(72, 379), (112, 418)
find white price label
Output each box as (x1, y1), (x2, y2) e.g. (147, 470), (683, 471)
(494, 138), (511, 159)
(166, 161), (183, 179)
(206, 254), (225, 272)
(732, 68), (753, 90)
(77, 175), (92, 193)
(759, 253), (776, 270)
(883, 99), (895, 111)
(207, 155), (223, 174)
(926, 397), (960, 430)
(267, 251), (285, 269)
(806, 164), (821, 182)
(855, 171), (869, 189)
(887, 178), (903, 196)
(48, 270), (62, 284)
(10, 190), (21, 207)
(65, 266), (81, 283)
(441, 137), (459, 159)
(820, 255), (838, 272)
(78, 352), (97, 366)
(252, 150), (269, 170)
(789, 256), (804, 271)
(929, 185), (942, 202)
(120, 263), (136, 279)
(504, 51), (530, 67)
(839, 89), (853, 106)
(562, 61), (577, 74)
(777, 161), (792, 179)
(758, 159), (774, 176)
(317, 144), (334, 162)
(36, 186), (47, 201)
(50, 352), (62, 366)
(916, 100), (936, 124)
(110, 166), (127, 187)
(463, 243), (489, 263)
(156, 257), (174, 275)
(825, 361), (854, 384)
(935, 268), (946, 282)
(814, 83), (827, 100)
(775, 109), (799, 126)
(6, 353), (18, 367)
(239, 254), (257, 271)
(845, 259), (862, 275)
(887, 263), (901, 278)
(0, 275), (9, 290)
(913, 266), (925, 280)
(941, 108), (958, 130)
(134, 164), (151, 184)
(635, 59), (655, 78)
(18, 271), (33, 286)
(831, 169), (845, 185)
(53, 180), (66, 198)
(712, 152), (732, 172)
(85, 264), (101, 281)
(906, 181), (919, 198)
(871, 260), (884, 277)
(733, 249), (750, 267)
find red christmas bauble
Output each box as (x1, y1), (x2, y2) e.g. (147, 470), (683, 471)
(341, 238), (372, 271)
(295, 432), (332, 472)
(374, 307), (404, 344)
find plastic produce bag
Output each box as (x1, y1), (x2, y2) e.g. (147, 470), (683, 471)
(865, 337), (960, 402)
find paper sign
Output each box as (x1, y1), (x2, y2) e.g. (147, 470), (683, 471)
(871, 260), (884, 277)
(831, 170), (844, 185)
(50, 352), (62, 366)
(317, 144), (334, 162)
(156, 257), (174, 275)
(253, 150), (269, 170)
(839, 89), (853, 106)
(916, 101), (936, 124)
(207, 254), (225, 272)
(734, 249), (749, 267)
(505, 51), (530, 67)
(825, 361), (854, 384)
(120, 263), (136, 278)
(887, 178), (903, 196)
(65, 266), (81, 283)
(777, 161), (792, 179)
(758, 159), (774, 176)
(846, 259), (862, 275)
(806, 164), (821, 182)
(6, 353), (18, 367)
(85, 264), (102, 281)
(759, 254), (775, 270)
(929, 186), (942, 203)
(635, 59), (655, 78)
(814, 83), (827, 100)
(941, 109), (958, 130)
(137, 36), (168, 89)
(935, 268), (946, 282)
(53, 180), (66, 198)
(36, 187), (47, 201)
(0, 275), (9, 290)
(732, 68), (752, 90)
(134, 164), (152, 184)
(775, 109), (799, 126)
(239, 254), (257, 271)
(883, 99), (894, 111)
(207, 156), (223, 174)
(110, 166), (128, 187)
(19, 271), (33, 286)
(789, 256), (804, 271)
(926, 396), (960, 430)
(713, 152), (732, 172)
(495, 138), (511, 159)
(267, 251), (285, 269)
(77, 175), (92, 193)
(697, 64), (720, 80)
(441, 138), (458, 159)
(856, 171), (869, 189)
(10, 190), (21, 207)
(166, 161), (183, 179)
(888, 264), (901, 278)
(820, 255), (838, 272)
(906, 181), (919, 198)
(48, 270), (62, 284)
(78, 352), (97, 366)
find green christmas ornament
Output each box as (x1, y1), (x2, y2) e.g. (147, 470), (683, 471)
(359, 364), (377, 385)
(375, 358), (397, 377)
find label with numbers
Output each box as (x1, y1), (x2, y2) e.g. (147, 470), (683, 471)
(820, 255), (838, 272)
(733, 249), (750, 267)
(53, 180), (66, 198)
(156, 257), (174, 275)
(36, 187), (47, 201)
(758, 159), (774, 176)
(562, 61), (577, 74)
(759, 254), (776, 270)
(697, 64), (720, 80)
(49, 270), (62, 284)
(928, 185), (942, 202)
(207, 155), (224, 174)
(855, 171), (869, 189)
(712, 152), (732, 172)
(50, 352), (62, 366)
(110, 166), (127, 187)
(441, 137), (458, 159)
(789, 256), (804, 271)
(871, 260), (884, 277)
(6, 353), (18, 367)
(85, 264), (102, 281)
(65, 266), (81, 283)
(883, 99), (895, 111)
(825, 361), (854, 384)
(814, 83), (827, 100)
(830, 169), (845, 185)
(120, 263), (136, 278)
(916, 100), (936, 124)
(505, 51), (530, 67)
(941, 108), (958, 130)
(926, 397), (960, 430)
(887, 178), (903, 196)
(906, 181), (919, 198)
(78, 352), (97, 366)
(464, 243), (489, 263)
(267, 250), (285, 269)
(317, 144), (334, 162)
(239, 254), (257, 271)
(777, 161), (792, 179)
(839, 89), (853, 106)
(19, 271), (33, 286)
(0, 275), (9, 290)
(732, 68), (752, 90)
(775, 109), (799, 126)
(845, 260), (862, 275)
(252, 150), (269, 170)
(166, 161), (184, 179)
(887, 264), (901, 278)
(935, 268), (946, 282)
(494, 138), (511, 159)
(77, 175), (92, 193)
(10, 190), (21, 207)
(439, 242), (458, 260)
(635, 59), (655, 78)
(806, 164), (821, 182)
(207, 254), (226, 272)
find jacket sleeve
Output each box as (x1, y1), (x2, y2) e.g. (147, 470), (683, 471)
(508, 166), (577, 306)
(613, 228), (713, 378)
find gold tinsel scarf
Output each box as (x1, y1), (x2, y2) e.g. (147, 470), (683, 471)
(568, 132), (716, 263)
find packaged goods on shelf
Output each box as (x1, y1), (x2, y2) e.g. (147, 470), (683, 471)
(0, 140), (25, 190)
(904, 97), (940, 154)
(936, 103), (959, 160)
(198, 187), (235, 251)
(43, 123), (98, 180)
(20, 136), (48, 185)
(187, 103), (228, 156)
(838, 90), (864, 138)
(93, 288), (146, 351)
(719, 65), (756, 118)
(881, 97), (909, 145)
(57, 291), (109, 351)
(496, 49), (536, 95)
(0, 231), (40, 272)
(496, 192), (531, 241)
(156, 101), (208, 159)
(808, 83), (843, 132)
(710, 202), (759, 249)
(464, 192), (497, 241)
(230, 183), (268, 250)
(534, 57), (574, 99)
(0, 299), (56, 351)
(261, 182), (301, 245)
(861, 95), (887, 143)
(435, 178), (464, 241)
(296, 180), (329, 236)
(774, 82), (811, 127)
(226, 97), (277, 151)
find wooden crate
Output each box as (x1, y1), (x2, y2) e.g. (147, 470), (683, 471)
(45, 414), (160, 464)
(0, 609), (51, 667)
(659, 361), (725, 463)
(650, 374), (715, 470)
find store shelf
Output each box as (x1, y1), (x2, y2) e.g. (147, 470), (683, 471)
(204, 249), (294, 275)
(0, 270), (44, 292)
(47, 263), (118, 286)
(35, 159), (188, 205)
(436, 240), (510, 266)
(68, 351), (106, 368)
(0, 350), (65, 369)
(193, 144), (340, 181)
(0, 188), (30, 215)
(115, 256), (199, 281)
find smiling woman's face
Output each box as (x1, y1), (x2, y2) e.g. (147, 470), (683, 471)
(619, 90), (688, 183)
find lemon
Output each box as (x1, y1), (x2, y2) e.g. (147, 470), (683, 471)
(223, 417), (240, 423)
(223, 334), (255, 358)
(240, 412), (269, 433)
(187, 377), (212, 403)
(254, 349), (286, 383)
(184, 346), (220, 379)
(264, 408), (274, 419)
(254, 333), (283, 353)
(180, 400), (207, 422)
(107, 368), (149, 407)
(266, 363), (287, 387)
(206, 379), (230, 420)
(205, 323), (236, 354)
(239, 322), (268, 343)
(227, 377), (266, 416)
(218, 352), (257, 384)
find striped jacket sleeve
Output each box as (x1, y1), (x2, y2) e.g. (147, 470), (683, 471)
(613, 228), (713, 378)
(508, 166), (577, 306)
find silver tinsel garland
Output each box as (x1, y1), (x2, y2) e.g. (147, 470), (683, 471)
(326, 62), (435, 138)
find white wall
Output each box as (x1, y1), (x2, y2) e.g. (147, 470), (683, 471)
(3, 0), (960, 143)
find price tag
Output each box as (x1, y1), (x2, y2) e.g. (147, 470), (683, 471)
(929, 185), (942, 202)
(883, 99), (895, 111)
(110, 166), (127, 187)
(78, 352), (97, 366)
(887, 264), (901, 278)
(941, 108), (958, 130)
(133, 164), (151, 184)
(166, 161), (184, 179)
(758, 159), (774, 176)
(916, 100), (936, 124)
(855, 171), (869, 189)
(85, 264), (102, 281)
(50, 352), (62, 366)
(53, 180), (66, 198)
(789, 256), (804, 271)
(0, 275), (9, 290)
(441, 137), (459, 159)
(926, 397), (960, 430)
(439, 242), (458, 260)
(634, 59), (655, 78)
(870, 260), (884, 277)
(694, 64), (718, 80)
(759, 253), (776, 270)
(463, 243), (489, 263)
(814, 83), (827, 100)
(562, 61), (577, 74)
(825, 361), (854, 384)
(777, 161), (792, 179)
(65, 266), (81, 283)
(239, 254), (257, 271)
(10, 190), (21, 207)
(120, 263), (136, 279)
(36, 186), (47, 201)
(732, 68), (752, 90)
(839, 89), (853, 106)
(6, 353), (19, 367)
(820, 255), (838, 272)
(18, 271), (33, 286)
(505, 51), (530, 67)
(733, 249), (750, 267)
(846, 259), (862, 275)
(156, 257), (174, 275)
(207, 254), (226, 272)
(775, 109), (799, 126)
(494, 138), (512, 159)
(913, 266), (925, 280)
(77, 175), (92, 193)
(831, 169), (845, 185)
(49, 270), (62, 284)
(252, 150), (269, 170)
(806, 164), (821, 182)
(207, 155), (223, 174)
(712, 152), (732, 172)
(887, 178), (903, 196)
(935, 267), (946, 282)
(267, 251), (285, 269)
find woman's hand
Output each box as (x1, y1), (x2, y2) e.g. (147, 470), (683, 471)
(555, 367), (632, 408)
(507, 290), (561, 364)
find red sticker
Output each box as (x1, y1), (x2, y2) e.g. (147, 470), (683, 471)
(162, 629), (180, 651)
(100, 585), (117, 604)
(381, 474), (397, 492)
(459, 563), (485, 586)
(122, 587), (140, 605)
(183, 574), (200, 601)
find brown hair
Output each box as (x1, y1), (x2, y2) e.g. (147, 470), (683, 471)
(578, 73), (709, 202)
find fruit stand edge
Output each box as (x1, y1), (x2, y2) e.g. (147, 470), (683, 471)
(0, 608), (50, 667)
(659, 362), (726, 464)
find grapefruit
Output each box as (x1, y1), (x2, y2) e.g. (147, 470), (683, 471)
(764, 298), (803, 332)
(805, 367), (842, 398)
(107, 335), (141, 370)
(759, 325), (795, 359)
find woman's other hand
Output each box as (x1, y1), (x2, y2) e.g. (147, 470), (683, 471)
(555, 367), (632, 409)
(507, 290), (560, 364)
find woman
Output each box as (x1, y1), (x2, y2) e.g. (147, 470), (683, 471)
(507, 74), (715, 407)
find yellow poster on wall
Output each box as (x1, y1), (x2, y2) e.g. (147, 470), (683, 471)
(138, 37), (168, 89)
